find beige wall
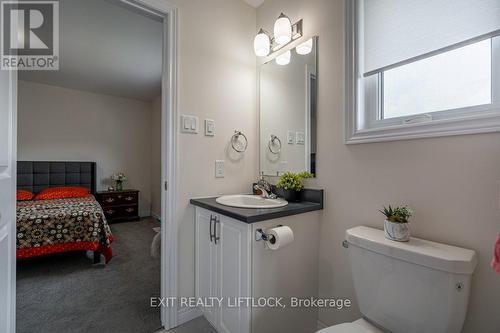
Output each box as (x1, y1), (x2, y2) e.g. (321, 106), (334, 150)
(164, 0), (258, 299)
(18, 80), (154, 217)
(258, 1), (500, 332)
(151, 96), (162, 217)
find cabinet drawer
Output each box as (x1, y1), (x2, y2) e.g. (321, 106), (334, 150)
(103, 205), (138, 219)
(99, 192), (138, 206)
(103, 206), (118, 218)
(120, 205), (138, 217)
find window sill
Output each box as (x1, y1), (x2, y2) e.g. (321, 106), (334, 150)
(345, 110), (500, 144)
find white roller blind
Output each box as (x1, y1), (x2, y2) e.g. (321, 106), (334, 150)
(363, 0), (500, 74)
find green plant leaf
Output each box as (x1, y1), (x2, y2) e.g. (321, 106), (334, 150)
(380, 205), (413, 223)
(276, 171), (304, 192)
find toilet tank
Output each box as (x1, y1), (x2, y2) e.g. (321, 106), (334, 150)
(346, 226), (477, 333)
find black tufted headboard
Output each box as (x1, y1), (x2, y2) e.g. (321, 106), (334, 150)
(17, 161), (97, 195)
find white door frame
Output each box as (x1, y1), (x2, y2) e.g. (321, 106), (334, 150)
(121, 0), (180, 330)
(3, 64), (18, 333)
(6, 0), (180, 332)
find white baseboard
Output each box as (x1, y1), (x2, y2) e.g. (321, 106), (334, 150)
(317, 320), (328, 330)
(177, 307), (202, 326)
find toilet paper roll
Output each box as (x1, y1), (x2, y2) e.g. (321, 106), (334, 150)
(266, 225), (294, 250)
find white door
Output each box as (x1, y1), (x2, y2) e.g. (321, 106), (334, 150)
(195, 208), (218, 328)
(0, 68), (17, 333)
(217, 216), (251, 333)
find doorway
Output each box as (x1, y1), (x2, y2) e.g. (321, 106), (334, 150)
(0, 0), (179, 332)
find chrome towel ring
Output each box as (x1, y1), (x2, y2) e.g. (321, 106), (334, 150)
(268, 135), (282, 154)
(231, 130), (248, 153)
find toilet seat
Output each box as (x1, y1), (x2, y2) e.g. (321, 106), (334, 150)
(317, 319), (383, 333)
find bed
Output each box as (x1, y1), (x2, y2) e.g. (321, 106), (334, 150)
(16, 161), (113, 263)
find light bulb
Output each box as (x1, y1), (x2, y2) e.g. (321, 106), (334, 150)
(296, 38), (313, 55)
(275, 50), (291, 66)
(273, 13), (292, 46)
(253, 29), (270, 57)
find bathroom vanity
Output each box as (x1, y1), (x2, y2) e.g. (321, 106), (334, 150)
(190, 35), (321, 333)
(190, 189), (323, 333)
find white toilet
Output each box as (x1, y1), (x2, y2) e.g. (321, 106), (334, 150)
(319, 226), (477, 333)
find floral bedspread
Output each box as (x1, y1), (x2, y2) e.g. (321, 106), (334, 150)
(16, 196), (113, 262)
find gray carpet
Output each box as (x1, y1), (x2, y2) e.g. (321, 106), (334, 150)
(17, 218), (162, 333)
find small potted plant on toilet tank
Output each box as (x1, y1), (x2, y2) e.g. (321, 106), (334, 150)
(380, 205), (413, 242)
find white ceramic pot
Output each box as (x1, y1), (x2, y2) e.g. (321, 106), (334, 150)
(384, 220), (410, 242)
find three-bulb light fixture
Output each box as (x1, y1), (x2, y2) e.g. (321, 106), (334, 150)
(253, 13), (312, 66)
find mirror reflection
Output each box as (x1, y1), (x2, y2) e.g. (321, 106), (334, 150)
(260, 37), (318, 176)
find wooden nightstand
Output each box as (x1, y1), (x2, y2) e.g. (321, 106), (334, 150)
(96, 189), (140, 223)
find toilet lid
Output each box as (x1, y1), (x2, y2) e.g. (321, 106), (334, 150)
(318, 323), (376, 333)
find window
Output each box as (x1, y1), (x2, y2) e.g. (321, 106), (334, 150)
(346, 0), (500, 143)
(382, 40), (492, 119)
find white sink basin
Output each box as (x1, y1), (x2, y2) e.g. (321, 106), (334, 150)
(216, 195), (288, 209)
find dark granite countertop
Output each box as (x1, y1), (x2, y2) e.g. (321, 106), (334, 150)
(190, 189), (323, 223)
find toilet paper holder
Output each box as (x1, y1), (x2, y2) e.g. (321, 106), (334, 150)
(255, 226), (282, 243)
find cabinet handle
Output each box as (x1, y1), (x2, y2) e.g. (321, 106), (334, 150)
(214, 216), (220, 245)
(209, 215), (214, 243)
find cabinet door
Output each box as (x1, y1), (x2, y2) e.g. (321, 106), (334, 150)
(217, 216), (251, 333)
(195, 208), (218, 328)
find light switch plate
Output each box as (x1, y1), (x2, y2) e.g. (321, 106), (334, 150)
(181, 115), (199, 134)
(205, 119), (215, 136)
(296, 131), (305, 145)
(215, 160), (225, 178)
(182, 116), (190, 131)
(191, 116), (199, 133)
(287, 131), (295, 144)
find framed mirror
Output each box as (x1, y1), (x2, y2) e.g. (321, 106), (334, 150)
(259, 36), (318, 176)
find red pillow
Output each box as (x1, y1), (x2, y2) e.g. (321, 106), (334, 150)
(34, 187), (91, 200)
(17, 190), (34, 201)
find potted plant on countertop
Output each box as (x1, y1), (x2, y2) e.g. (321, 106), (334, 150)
(276, 171), (314, 202)
(380, 205), (413, 242)
(111, 173), (127, 192)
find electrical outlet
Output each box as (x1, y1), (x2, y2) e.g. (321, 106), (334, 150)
(215, 160), (225, 178)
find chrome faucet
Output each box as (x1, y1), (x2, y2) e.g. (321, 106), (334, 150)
(254, 174), (277, 199)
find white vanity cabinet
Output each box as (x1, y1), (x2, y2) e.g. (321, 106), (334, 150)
(195, 207), (252, 333)
(194, 206), (320, 333)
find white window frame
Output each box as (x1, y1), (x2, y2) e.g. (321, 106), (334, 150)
(345, 0), (500, 144)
